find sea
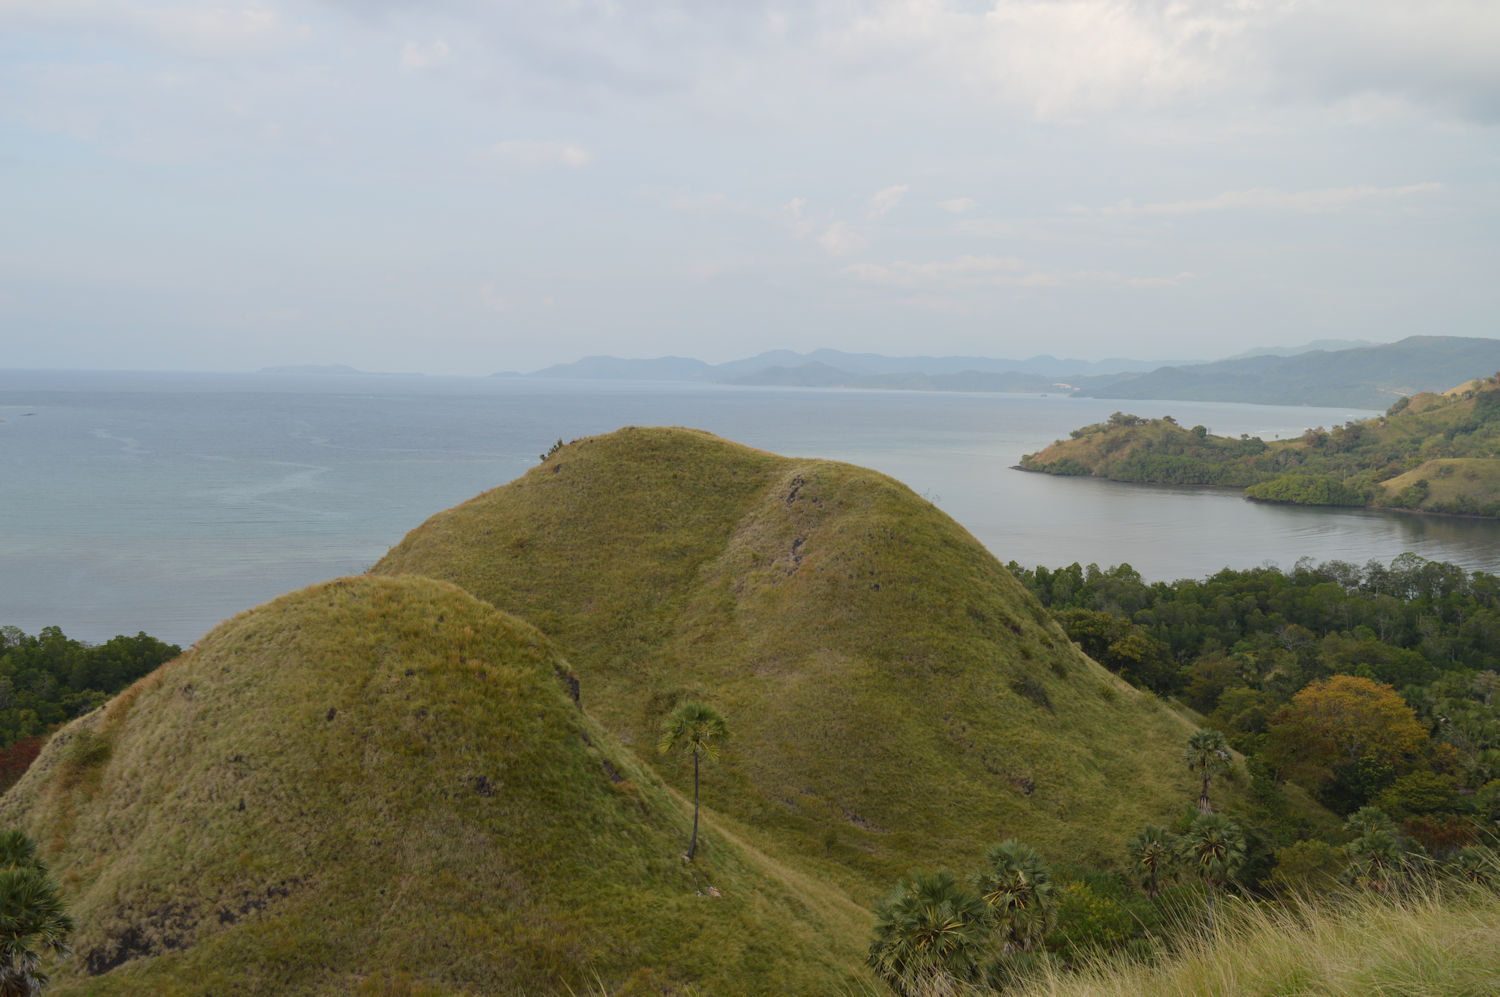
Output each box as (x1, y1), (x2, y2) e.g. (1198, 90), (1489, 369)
(5, 369), (1500, 648)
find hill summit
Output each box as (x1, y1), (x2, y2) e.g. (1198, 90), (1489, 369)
(375, 427), (1211, 888)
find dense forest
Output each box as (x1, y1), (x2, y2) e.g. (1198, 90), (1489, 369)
(1009, 554), (1500, 826)
(1019, 373), (1500, 517)
(0, 626), (179, 790)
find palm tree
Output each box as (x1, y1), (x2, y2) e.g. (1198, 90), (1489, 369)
(658, 702), (728, 860)
(1343, 807), (1427, 894)
(1178, 812), (1245, 929)
(970, 840), (1055, 955)
(1184, 729), (1232, 814)
(867, 870), (989, 996)
(0, 830), (72, 997)
(1126, 824), (1177, 899)
(1449, 845), (1497, 886)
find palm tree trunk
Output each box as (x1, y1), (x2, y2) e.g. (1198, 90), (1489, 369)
(688, 748), (700, 859)
(1199, 773), (1212, 813)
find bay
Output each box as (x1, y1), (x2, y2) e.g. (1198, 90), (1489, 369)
(4, 369), (1499, 647)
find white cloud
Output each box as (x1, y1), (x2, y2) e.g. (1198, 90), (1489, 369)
(400, 39), (451, 72)
(818, 220), (864, 256)
(866, 184), (908, 219)
(937, 197), (977, 214)
(1105, 182), (1444, 217)
(488, 140), (592, 171)
(0, 1), (310, 55)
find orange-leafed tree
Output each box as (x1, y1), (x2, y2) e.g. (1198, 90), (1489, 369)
(1264, 676), (1429, 803)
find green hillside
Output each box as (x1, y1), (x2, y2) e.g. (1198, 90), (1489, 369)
(0, 575), (867, 995)
(1020, 375), (1500, 516)
(374, 427), (1221, 894)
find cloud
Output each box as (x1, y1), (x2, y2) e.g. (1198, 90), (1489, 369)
(937, 197), (977, 214)
(1, 0), (309, 56)
(1105, 182), (1444, 217)
(866, 184), (908, 219)
(400, 39), (451, 72)
(1263, 0), (1500, 121)
(818, 220), (864, 257)
(487, 140), (592, 171)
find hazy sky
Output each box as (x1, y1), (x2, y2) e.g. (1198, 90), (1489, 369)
(3, 1), (1498, 374)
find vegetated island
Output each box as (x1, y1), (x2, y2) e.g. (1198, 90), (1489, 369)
(1019, 373), (1500, 518)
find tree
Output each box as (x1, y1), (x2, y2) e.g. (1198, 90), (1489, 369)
(658, 702), (728, 861)
(1264, 676), (1428, 805)
(1178, 812), (1245, 928)
(867, 871), (989, 996)
(1474, 669), (1500, 708)
(1126, 825), (1177, 898)
(970, 840), (1055, 955)
(1184, 729), (1232, 814)
(0, 830), (72, 997)
(1342, 807), (1427, 894)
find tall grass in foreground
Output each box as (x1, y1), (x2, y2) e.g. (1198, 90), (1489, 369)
(848, 879), (1500, 997)
(1022, 881), (1500, 997)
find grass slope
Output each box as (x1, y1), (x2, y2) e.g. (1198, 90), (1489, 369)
(1021, 375), (1500, 517)
(0, 575), (866, 995)
(375, 427), (1220, 898)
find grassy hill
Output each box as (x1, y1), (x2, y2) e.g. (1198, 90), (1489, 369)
(373, 427), (1223, 896)
(0, 575), (868, 995)
(1072, 335), (1500, 408)
(1020, 375), (1500, 517)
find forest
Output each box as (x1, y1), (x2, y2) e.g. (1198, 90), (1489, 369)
(864, 552), (1500, 994)
(0, 626), (179, 791)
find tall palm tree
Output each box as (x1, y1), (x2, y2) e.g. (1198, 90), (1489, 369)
(658, 702), (728, 860)
(1126, 824), (1177, 899)
(1178, 812), (1244, 930)
(867, 870), (989, 996)
(1184, 729), (1232, 814)
(0, 830), (72, 997)
(970, 840), (1055, 955)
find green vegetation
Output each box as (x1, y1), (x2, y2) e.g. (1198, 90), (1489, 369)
(13, 427), (1498, 993)
(1020, 374), (1500, 517)
(0, 829), (73, 996)
(374, 427), (1219, 894)
(0, 576), (868, 994)
(0, 628), (179, 756)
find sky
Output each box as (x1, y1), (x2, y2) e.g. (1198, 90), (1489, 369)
(2, 0), (1498, 375)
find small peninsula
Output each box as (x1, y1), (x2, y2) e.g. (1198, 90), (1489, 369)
(1020, 374), (1500, 518)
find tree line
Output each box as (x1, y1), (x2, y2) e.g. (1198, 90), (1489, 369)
(0, 626), (179, 791)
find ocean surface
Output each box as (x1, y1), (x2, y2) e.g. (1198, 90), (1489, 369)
(5, 369), (1500, 647)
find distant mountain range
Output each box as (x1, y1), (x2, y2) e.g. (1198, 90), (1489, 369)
(1073, 336), (1500, 409)
(498, 336), (1500, 408)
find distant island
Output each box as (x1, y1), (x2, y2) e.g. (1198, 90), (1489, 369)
(494, 335), (1500, 409)
(1020, 373), (1500, 517)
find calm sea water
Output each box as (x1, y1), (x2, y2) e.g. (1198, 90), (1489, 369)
(5, 370), (1500, 647)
